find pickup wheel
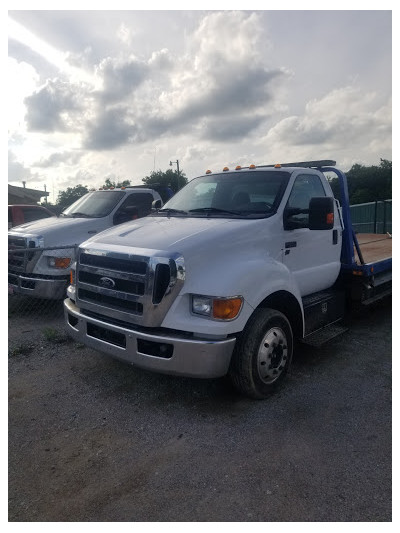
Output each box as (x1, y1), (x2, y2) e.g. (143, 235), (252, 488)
(229, 308), (293, 399)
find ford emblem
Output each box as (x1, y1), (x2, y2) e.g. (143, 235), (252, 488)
(98, 277), (116, 289)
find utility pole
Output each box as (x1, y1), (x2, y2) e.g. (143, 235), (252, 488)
(169, 159), (180, 191)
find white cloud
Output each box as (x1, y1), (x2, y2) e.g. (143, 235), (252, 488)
(7, 10), (392, 199)
(261, 87), (392, 167)
(8, 57), (39, 132)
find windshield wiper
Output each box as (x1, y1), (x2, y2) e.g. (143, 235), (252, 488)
(158, 208), (188, 216)
(188, 207), (242, 216)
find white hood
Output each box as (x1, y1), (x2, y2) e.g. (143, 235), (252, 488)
(81, 214), (276, 260)
(8, 216), (110, 247)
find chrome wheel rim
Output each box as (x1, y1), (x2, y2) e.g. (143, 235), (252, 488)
(257, 327), (288, 384)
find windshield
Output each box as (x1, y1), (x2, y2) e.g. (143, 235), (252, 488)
(62, 191), (125, 218)
(157, 170), (290, 218)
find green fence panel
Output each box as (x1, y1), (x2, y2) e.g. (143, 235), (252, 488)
(350, 200), (392, 234)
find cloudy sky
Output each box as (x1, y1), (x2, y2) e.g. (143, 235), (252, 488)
(8, 7), (392, 203)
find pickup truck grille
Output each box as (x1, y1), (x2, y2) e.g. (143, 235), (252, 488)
(8, 236), (37, 272)
(75, 247), (185, 327)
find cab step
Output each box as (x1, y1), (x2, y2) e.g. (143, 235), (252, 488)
(302, 324), (348, 347)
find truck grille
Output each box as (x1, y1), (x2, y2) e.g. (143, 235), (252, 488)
(8, 236), (37, 272)
(75, 247), (185, 327)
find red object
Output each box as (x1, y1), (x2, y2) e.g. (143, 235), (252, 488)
(8, 204), (55, 228)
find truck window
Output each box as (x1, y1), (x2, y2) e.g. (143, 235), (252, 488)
(286, 174), (326, 226)
(114, 193), (153, 224)
(162, 171), (290, 217)
(62, 191), (125, 218)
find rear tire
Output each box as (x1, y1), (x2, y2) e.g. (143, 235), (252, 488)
(229, 308), (293, 399)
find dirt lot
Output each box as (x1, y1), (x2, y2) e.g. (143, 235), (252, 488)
(8, 296), (392, 522)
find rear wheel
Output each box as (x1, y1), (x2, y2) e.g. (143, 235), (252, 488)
(229, 308), (293, 399)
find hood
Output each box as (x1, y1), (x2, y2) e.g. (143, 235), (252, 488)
(81, 214), (272, 259)
(8, 216), (110, 247)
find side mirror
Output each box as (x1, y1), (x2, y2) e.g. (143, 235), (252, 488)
(152, 199), (162, 211)
(283, 207), (309, 230)
(309, 197), (334, 230)
(114, 205), (139, 225)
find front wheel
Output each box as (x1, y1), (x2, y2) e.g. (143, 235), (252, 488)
(229, 308), (293, 399)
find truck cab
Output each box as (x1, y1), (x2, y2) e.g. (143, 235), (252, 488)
(64, 161), (391, 398)
(8, 187), (163, 300)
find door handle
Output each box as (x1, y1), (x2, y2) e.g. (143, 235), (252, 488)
(285, 241), (297, 248)
(332, 230), (338, 245)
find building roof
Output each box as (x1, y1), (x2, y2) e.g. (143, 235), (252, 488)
(8, 184), (49, 205)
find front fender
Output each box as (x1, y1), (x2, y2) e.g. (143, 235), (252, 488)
(161, 256), (303, 336)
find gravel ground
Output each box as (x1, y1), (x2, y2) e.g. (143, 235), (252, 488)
(8, 296), (392, 522)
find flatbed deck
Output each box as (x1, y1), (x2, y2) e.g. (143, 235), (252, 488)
(354, 233), (392, 265)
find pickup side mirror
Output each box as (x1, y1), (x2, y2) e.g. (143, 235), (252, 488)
(283, 207), (309, 230)
(113, 205), (139, 225)
(152, 199), (162, 211)
(308, 197), (334, 230)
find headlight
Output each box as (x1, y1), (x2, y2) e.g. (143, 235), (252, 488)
(192, 295), (243, 320)
(48, 256), (72, 269)
(192, 296), (212, 316)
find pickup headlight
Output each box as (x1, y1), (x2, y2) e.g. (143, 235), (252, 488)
(47, 256), (72, 269)
(192, 295), (243, 320)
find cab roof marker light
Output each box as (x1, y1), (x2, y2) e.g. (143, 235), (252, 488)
(223, 167), (229, 171)
(235, 165), (242, 170)
(206, 170), (212, 174)
(249, 164), (256, 169)
(274, 164), (282, 168)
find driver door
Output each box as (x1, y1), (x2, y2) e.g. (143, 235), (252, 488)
(282, 173), (342, 296)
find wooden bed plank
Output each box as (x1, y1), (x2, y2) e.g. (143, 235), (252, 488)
(354, 233), (392, 265)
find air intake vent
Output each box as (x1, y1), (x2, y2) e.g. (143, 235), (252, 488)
(80, 252), (147, 274)
(153, 263), (171, 304)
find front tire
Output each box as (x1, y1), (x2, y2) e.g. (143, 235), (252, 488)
(229, 308), (293, 399)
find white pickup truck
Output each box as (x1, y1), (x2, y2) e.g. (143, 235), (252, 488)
(8, 187), (163, 300)
(64, 161), (392, 398)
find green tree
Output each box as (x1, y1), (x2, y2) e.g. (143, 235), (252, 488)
(142, 168), (188, 199)
(56, 184), (89, 209)
(102, 178), (131, 188)
(328, 159), (392, 204)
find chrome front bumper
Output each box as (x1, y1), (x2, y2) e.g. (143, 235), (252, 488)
(64, 298), (236, 378)
(8, 272), (68, 300)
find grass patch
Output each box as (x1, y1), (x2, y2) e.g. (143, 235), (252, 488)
(9, 342), (35, 357)
(42, 327), (71, 344)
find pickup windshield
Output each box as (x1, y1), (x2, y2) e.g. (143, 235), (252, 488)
(157, 170), (290, 218)
(61, 191), (125, 218)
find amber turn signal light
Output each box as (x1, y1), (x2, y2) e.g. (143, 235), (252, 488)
(326, 213), (334, 225)
(212, 297), (243, 320)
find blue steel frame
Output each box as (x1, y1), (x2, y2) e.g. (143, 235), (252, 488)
(318, 166), (392, 277)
